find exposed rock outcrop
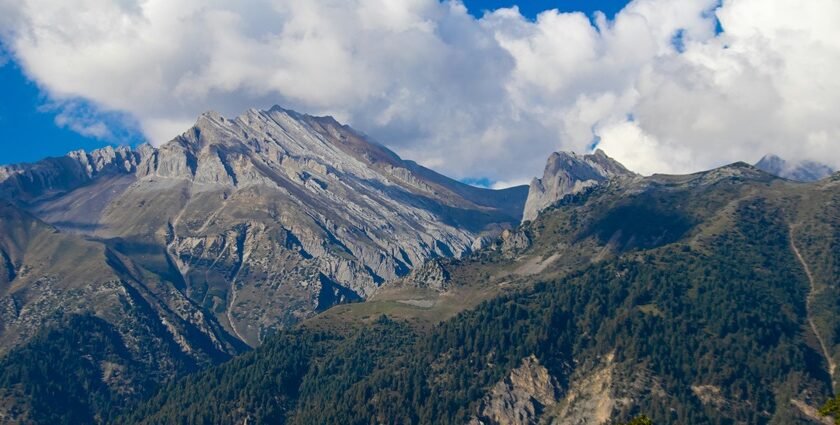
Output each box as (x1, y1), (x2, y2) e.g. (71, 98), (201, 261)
(522, 150), (635, 223)
(472, 354), (667, 425)
(471, 355), (562, 425)
(399, 258), (451, 292)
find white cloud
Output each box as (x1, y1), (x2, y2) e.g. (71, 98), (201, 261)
(492, 178), (531, 190)
(38, 100), (142, 142)
(0, 0), (838, 180)
(596, 120), (694, 176)
(53, 108), (113, 140)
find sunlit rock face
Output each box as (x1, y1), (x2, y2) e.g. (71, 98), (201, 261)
(522, 149), (635, 223)
(0, 106), (527, 349)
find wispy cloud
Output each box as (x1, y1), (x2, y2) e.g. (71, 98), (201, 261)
(38, 100), (142, 142)
(0, 0), (838, 180)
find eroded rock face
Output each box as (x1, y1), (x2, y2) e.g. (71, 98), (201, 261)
(471, 354), (667, 425)
(497, 229), (531, 254)
(522, 150), (635, 223)
(551, 355), (621, 425)
(399, 258), (451, 292)
(472, 355), (561, 425)
(0, 106), (527, 348)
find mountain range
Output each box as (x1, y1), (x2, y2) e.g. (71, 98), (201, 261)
(117, 160), (840, 425)
(0, 107), (529, 420)
(1, 106), (839, 424)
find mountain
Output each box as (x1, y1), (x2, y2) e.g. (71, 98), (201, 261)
(0, 200), (248, 423)
(6, 114), (840, 425)
(0, 106), (527, 346)
(117, 160), (840, 425)
(522, 149), (636, 222)
(755, 154), (835, 182)
(0, 107), (528, 422)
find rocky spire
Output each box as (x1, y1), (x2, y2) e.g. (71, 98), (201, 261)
(522, 149), (635, 222)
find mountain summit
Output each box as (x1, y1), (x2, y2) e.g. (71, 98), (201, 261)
(0, 106), (527, 356)
(754, 154), (835, 182)
(522, 149), (636, 222)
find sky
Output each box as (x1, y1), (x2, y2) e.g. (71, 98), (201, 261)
(462, 0), (630, 20)
(0, 0), (838, 188)
(0, 0), (631, 168)
(0, 58), (144, 163)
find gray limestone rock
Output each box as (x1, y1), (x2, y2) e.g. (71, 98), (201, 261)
(522, 150), (635, 223)
(471, 355), (562, 425)
(0, 106), (527, 349)
(401, 258), (451, 292)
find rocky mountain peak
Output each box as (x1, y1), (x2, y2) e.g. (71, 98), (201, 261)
(0, 105), (527, 348)
(754, 154), (835, 182)
(522, 149), (635, 222)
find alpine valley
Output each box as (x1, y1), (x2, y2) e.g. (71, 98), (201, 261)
(1, 107), (839, 425)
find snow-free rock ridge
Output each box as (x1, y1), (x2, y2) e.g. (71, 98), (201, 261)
(522, 149), (635, 222)
(0, 106), (528, 350)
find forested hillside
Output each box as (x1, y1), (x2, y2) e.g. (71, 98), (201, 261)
(108, 166), (840, 424)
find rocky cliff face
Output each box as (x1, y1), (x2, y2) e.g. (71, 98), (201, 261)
(0, 106), (527, 351)
(522, 150), (635, 222)
(754, 154), (835, 182)
(470, 354), (663, 425)
(470, 355), (562, 425)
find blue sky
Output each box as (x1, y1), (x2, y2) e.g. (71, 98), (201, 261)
(462, 0), (629, 20)
(0, 61), (125, 164)
(0, 50), (145, 164)
(0, 0), (632, 166)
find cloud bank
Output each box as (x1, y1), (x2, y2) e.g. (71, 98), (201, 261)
(0, 0), (838, 182)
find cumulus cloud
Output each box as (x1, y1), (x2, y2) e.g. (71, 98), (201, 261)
(0, 0), (838, 181)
